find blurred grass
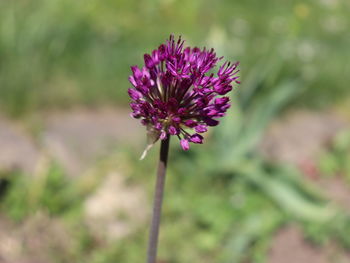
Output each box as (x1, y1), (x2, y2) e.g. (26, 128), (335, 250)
(1, 139), (350, 263)
(0, 0), (350, 116)
(319, 130), (350, 182)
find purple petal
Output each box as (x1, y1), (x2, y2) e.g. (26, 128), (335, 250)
(152, 49), (159, 62)
(177, 108), (186, 115)
(141, 119), (148, 125)
(195, 125), (207, 133)
(180, 139), (190, 151)
(172, 116), (181, 123)
(206, 109), (220, 117)
(168, 125), (179, 135)
(130, 112), (140, 119)
(190, 134), (203, 144)
(155, 122), (162, 130)
(128, 88), (142, 100)
(158, 44), (167, 60)
(131, 66), (142, 79)
(144, 54), (154, 68)
(184, 119), (197, 128)
(128, 76), (137, 87)
(215, 97), (230, 106)
(204, 117), (219, 126)
(220, 103), (231, 111)
(214, 84), (232, 95)
(141, 67), (151, 80)
(160, 131), (167, 140)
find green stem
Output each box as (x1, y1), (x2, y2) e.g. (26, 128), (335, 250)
(147, 136), (170, 263)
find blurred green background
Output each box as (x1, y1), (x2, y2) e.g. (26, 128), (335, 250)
(1, 0), (350, 116)
(0, 0), (350, 262)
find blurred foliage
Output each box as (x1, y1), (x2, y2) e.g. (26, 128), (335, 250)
(1, 162), (82, 221)
(0, 0), (350, 116)
(0, 126), (349, 262)
(172, 59), (350, 262)
(319, 131), (350, 181)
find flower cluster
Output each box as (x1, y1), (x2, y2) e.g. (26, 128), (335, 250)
(128, 35), (240, 150)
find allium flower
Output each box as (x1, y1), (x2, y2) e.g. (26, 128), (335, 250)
(128, 35), (240, 151)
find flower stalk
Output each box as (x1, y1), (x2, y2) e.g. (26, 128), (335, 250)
(147, 136), (170, 263)
(128, 34), (240, 263)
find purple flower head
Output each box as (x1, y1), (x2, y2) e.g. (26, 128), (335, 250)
(128, 35), (240, 151)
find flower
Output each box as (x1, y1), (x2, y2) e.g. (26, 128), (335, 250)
(128, 35), (240, 151)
